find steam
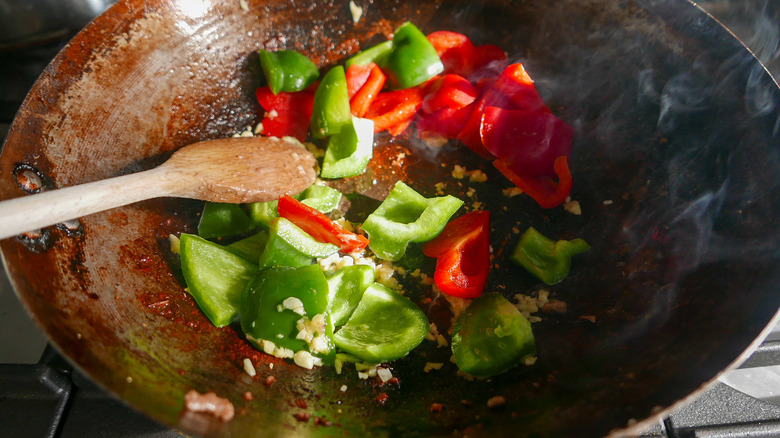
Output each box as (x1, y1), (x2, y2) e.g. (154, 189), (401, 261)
(609, 2), (780, 337)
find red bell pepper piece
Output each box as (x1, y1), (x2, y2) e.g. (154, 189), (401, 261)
(493, 156), (573, 208)
(422, 210), (491, 299)
(277, 195), (369, 253)
(420, 74), (478, 114)
(427, 31), (507, 78)
(365, 88), (422, 134)
(427, 31), (476, 76)
(348, 63), (386, 118)
(457, 63), (550, 158)
(480, 106), (573, 179)
(416, 103), (474, 140)
(346, 63), (373, 98)
(255, 83), (317, 142)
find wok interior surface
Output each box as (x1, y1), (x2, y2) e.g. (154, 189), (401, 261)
(1, 0), (779, 436)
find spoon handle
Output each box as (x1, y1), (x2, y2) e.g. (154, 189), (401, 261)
(0, 167), (172, 240)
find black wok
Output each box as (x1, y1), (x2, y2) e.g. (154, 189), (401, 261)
(1, 0), (779, 436)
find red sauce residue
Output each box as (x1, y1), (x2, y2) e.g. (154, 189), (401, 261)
(295, 398), (308, 409)
(430, 403), (444, 413)
(264, 376), (277, 387)
(137, 290), (205, 332)
(376, 392), (389, 406)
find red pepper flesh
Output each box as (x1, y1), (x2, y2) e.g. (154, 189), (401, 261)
(348, 63), (386, 118)
(256, 84), (316, 142)
(426, 31), (507, 78)
(493, 156), (573, 208)
(365, 88), (422, 134)
(422, 210), (491, 299)
(417, 103), (474, 140)
(480, 106), (573, 179)
(421, 74), (478, 114)
(277, 195), (369, 253)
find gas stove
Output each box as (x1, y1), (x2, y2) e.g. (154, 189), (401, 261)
(1, 1), (779, 437)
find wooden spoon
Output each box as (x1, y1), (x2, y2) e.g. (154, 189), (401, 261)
(0, 136), (317, 240)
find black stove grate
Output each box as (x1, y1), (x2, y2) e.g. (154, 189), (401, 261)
(0, 346), (181, 438)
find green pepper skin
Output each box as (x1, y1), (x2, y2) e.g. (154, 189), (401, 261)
(325, 264), (376, 327)
(310, 66), (353, 138)
(258, 49), (319, 95)
(198, 202), (256, 239)
(362, 181), (463, 261)
(333, 283), (429, 363)
(224, 231), (268, 264)
(321, 116), (374, 179)
(180, 233), (260, 327)
(345, 40), (393, 69)
(298, 185), (343, 213)
(258, 218), (339, 268)
(383, 22), (444, 89)
(511, 227), (590, 285)
(248, 185), (343, 227)
(241, 265), (331, 353)
(452, 293), (536, 378)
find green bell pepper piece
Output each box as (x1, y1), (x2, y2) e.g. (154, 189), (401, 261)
(258, 217), (339, 268)
(362, 181), (463, 261)
(511, 227), (591, 285)
(241, 265), (333, 355)
(198, 202), (255, 239)
(333, 283), (429, 363)
(298, 185), (343, 212)
(452, 293), (536, 378)
(179, 233), (260, 327)
(383, 22), (444, 89)
(258, 49), (319, 95)
(248, 185), (343, 227)
(321, 116), (374, 179)
(325, 265), (376, 327)
(310, 66), (352, 139)
(345, 40), (393, 69)
(224, 231), (268, 264)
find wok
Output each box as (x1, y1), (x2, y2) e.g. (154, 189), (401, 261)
(2, 0), (780, 436)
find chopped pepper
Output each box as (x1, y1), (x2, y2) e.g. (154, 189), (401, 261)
(361, 181), (463, 261)
(426, 30), (507, 77)
(258, 49), (319, 95)
(345, 40), (393, 69)
(347, 63), (386, 118)
(241, 265), (333, 356)
(325, 265), (376, 327)
(197, 202), (256, 239)
(321, 116), (375, 179)
(258, 217), (339, 268)
(481, 107), (573, 180)
(365, 88), (422, 134)
(224, 231), (268, 264)
(248, 184), (343, 227)
(510, 226), (590, 285)
(451, 293), (536, 377)
(256, 84), (316, 142)
(420, 74), (478, 114)
(333, 283), (429, 363)
(179, 233), (260, 327)
(422, 210), (490, 299)
(383, 22), (444, 89)
(277, 194), (369, 253)
(493, 156), (573, 209)
(310, 66), (352, 139)
(458, 63), (551, 158)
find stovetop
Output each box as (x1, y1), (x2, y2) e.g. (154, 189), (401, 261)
(1, 1), (780, 437)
